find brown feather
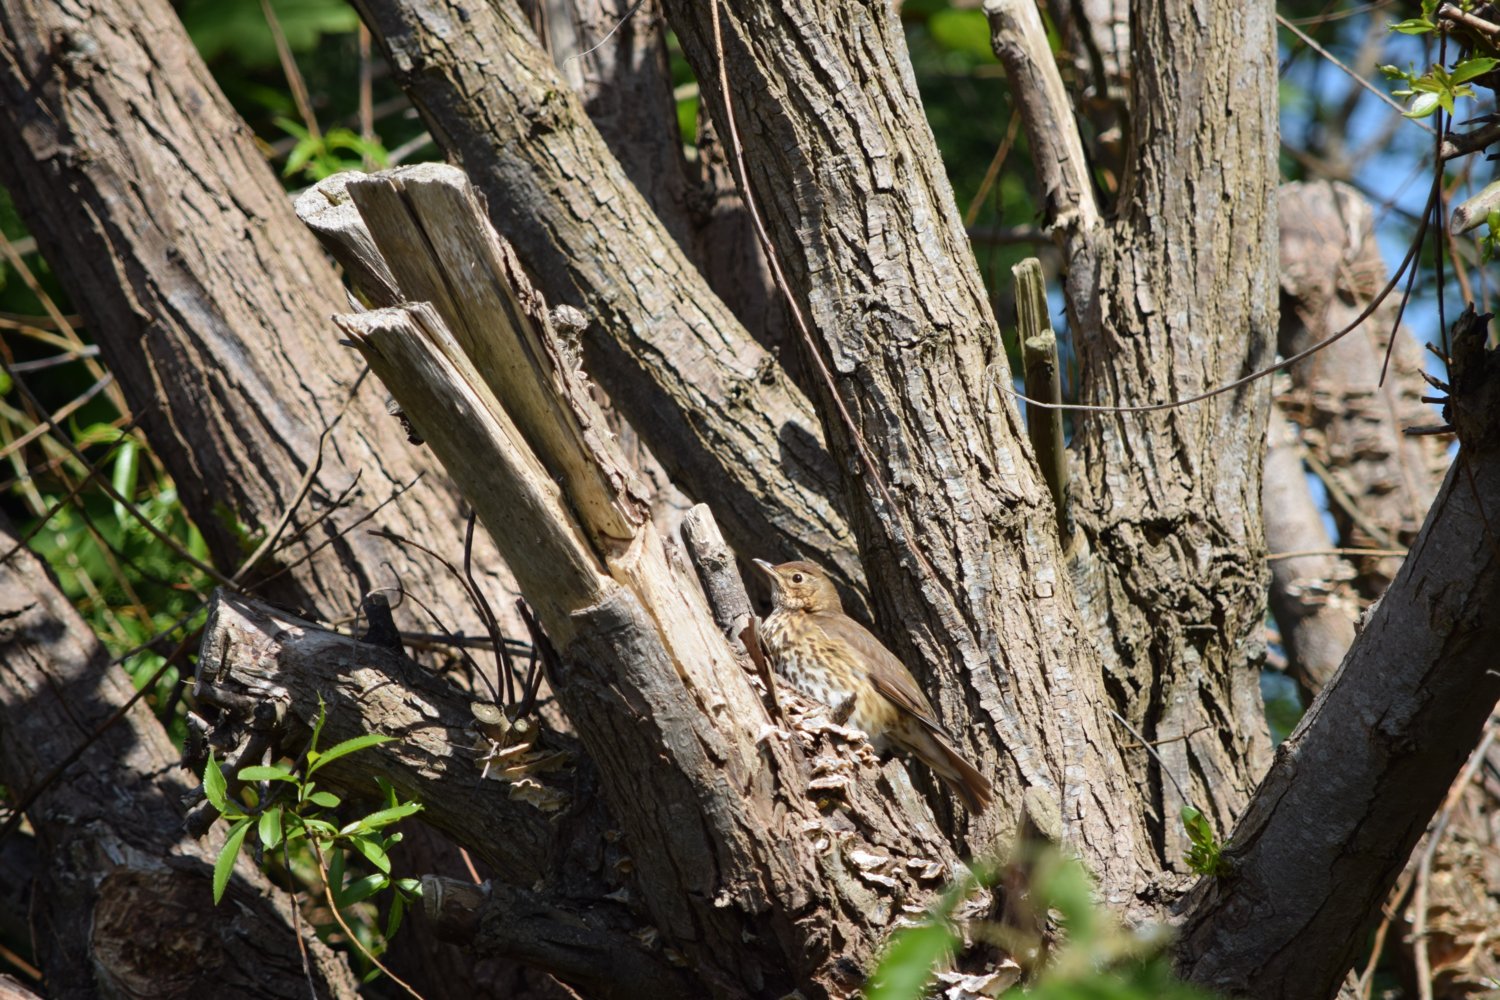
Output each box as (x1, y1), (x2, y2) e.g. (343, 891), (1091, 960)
(755, 558), (993, 813)
(809, 611), (946, 734)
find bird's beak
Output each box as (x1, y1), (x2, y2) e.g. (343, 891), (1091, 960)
(751, 558), (777, 582)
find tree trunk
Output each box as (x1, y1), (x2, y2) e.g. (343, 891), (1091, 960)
(0, 515), (357, 999)
(0, 0), (508, 630)
(349, 0), (866, 601)
(664, 0), (1153, 892)
(1062, 0), (1280, 859)
(3, 0), (1498, 994)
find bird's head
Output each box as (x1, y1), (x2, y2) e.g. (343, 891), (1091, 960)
(752, 559), (842, 614)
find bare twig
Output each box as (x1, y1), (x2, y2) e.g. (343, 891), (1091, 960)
(1437, 2), (1500, 39)
(260, 0), (321, 142)
(250, 475), (421, 595)
(2, 366), (232, 587)
(1411, 722), (1498, 1000)
(308, 838), (427, 1000)
(1267, 547), (1408, 562)
(1276, 14), (1434, 132)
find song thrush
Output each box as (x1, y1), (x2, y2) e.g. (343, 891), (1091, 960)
(752, 559), (993, 813)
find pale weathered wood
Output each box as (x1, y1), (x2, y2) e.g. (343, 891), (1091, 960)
(301, 163), (978, 995)
(295, 175), (403, 306)
(344, 164), (650, 547)
(681, 503), (754, 643)
(985, 0), (1102, 237)
(349, 0), (867, 602)
(336, 303), (608, 634)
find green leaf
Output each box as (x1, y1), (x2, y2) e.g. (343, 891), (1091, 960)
(1389, 17), (1435, 33)
(309, 695), (329, 754)
(259, 806), (284, 850)
(237, 764), (296, 782)
(307, 790), (342, 809)
(109, 438), (139, 523)
(385, 891), (407, 940)
(865, 922), (958, 1000)
(348, 801), (423, 833)
(1405, 91), (1442, 118)
(1180, 805), (1213, 845)
(395, 877), (423, 896)
(203, 753), (228, 811)
(212, 818), (253, 904)
(340, 873), (389, 906)
(307, 733), (396, 775)
(1452, 57), (1500, 84)
(351, 834), (392, 874)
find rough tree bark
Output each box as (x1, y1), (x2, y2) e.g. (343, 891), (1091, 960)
(4, 0), (1500, 995)
(0, 0), (552, 993)
(663, 0), (1159, 894)
(523, 0), (792, 391)
(280, 165), (974, 996)
(986, 0), (1277, 871)
(348, 0), (865, 601)
(0, 515), (357, 999)
(0, 0), (508, 628)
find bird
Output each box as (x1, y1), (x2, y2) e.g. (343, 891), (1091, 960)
(751, 559), (993, 813)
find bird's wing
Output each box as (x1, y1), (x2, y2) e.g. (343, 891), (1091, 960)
(810, 612), (949, 736)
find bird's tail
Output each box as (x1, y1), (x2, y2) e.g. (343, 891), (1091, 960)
(903, 726), (994, 814)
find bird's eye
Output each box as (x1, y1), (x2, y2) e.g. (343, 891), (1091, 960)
(791, 573), (804, 583)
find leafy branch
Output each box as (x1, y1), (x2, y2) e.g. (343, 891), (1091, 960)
(200, 700), (423, 966)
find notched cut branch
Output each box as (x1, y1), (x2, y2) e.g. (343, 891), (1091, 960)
(294, 165), (981, 995)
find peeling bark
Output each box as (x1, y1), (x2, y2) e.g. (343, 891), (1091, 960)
(1277, 181), (1448, 594)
